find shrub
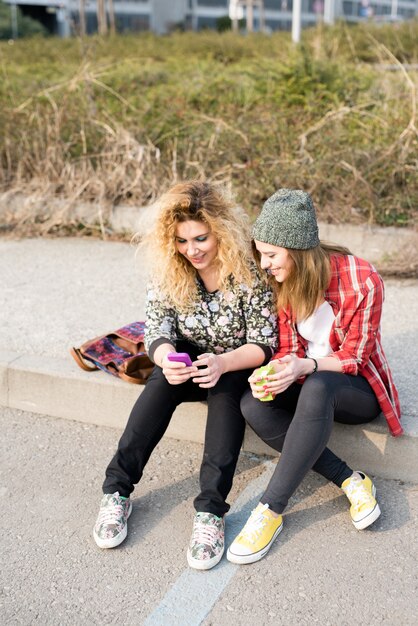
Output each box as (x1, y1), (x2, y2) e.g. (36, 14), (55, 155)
(0, 0), (47, 39)
(0, 24), (417, 233)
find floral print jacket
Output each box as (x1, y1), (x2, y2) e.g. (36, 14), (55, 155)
(144, 268), (277, 362)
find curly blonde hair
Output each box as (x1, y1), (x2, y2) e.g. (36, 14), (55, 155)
(138, 181), (254, 311)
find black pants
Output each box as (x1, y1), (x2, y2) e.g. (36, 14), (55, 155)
(240, 371), (381, 514)
(103, 344), (251, 517)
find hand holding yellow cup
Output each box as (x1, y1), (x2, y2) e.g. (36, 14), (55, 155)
(254, 363), (276, 402)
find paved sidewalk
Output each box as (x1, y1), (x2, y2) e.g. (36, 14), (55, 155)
(1, 406), (417, 626)
(1, 237), (418, 626)
(0, 237), (417, 482)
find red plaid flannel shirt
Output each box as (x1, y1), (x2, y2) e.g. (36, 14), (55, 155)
(273, 254), (402, 436)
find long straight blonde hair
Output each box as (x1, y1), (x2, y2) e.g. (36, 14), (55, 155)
(270, 242), (352, 320)
(138, 181), (255, 311)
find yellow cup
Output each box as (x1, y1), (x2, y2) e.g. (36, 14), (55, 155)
(254, 363), (276, 402)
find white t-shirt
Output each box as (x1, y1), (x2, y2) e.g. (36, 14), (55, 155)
(297, 300), (335, 359)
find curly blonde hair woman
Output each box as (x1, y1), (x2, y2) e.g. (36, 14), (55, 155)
(142, 180), (254, 310)
(93, 180), (278, 571)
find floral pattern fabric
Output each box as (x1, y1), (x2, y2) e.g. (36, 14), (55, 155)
(93, 492), (132, 548)
(187, 512), (225, 566)
(144, 267), (277, 357)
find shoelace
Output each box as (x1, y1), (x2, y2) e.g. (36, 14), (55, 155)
(238, 504), (269, 545)
(97, 497), (126, 526)
(192, 519), (221, 547)
(344, 478), (374, 513)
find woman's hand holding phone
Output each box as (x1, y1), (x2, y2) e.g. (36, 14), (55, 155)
(167, 352), (193, 367)
(192, 353), (226, 389)
(162, 352), (197, 385)
(162, 351), (225, 388)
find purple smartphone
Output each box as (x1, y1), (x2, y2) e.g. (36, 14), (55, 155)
(167, 352), (193, 367)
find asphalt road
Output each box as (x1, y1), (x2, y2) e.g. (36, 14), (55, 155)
(1, 407), (417, 626)
(1, 237), (418, 625)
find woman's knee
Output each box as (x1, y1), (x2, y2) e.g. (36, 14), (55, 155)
(136, 364), (196, 409)
(294, 371), (345, 420)
(240, 389), (289, 448)
(240, 389), (260, 422)
(299, 371), (344, 399)
(240, 390), (276, 431)
(146, 365), (168, 385)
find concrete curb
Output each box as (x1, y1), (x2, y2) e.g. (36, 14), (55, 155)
(1, 195), (417, 271)
(110, 207), (418, 268)
(1, 351), (417, 484)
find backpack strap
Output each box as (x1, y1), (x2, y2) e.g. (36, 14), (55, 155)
(70, 347), (99, 372)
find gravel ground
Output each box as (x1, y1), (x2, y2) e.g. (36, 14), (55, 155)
(1, 407), (417, 626)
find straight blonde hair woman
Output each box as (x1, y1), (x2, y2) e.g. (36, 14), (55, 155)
(227, 188), (401, 565)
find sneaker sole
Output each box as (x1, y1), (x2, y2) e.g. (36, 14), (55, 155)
(93, 501), (133, 549)
(187, 546), (224, 571)
(352, 485), (381, 530)
(226, 521), (283, 565)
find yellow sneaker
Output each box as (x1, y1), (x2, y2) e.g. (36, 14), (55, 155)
(226, 503), (283, 565)
(341, 471), (381, 530)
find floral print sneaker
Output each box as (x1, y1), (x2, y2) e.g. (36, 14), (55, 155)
(187, 512), (225, 570)
(93, 492), (132, 549)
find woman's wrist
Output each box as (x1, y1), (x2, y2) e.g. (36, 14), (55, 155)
(304, 355), (318, 375)
(217, 353), (229, 375)
(154, 343), (176, 368)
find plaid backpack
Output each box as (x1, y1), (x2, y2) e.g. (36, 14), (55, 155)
(70, 321), (153, 384)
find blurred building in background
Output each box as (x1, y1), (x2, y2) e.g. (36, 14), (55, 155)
(4, 0), (418, 37)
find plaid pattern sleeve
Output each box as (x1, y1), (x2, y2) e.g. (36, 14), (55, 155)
(327, 259), (384, 375)
(326, 255), (401, 436)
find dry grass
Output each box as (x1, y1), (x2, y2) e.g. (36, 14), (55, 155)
(0, 23), (417, 236)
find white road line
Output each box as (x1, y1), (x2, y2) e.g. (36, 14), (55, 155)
(143, 460), (276, 626)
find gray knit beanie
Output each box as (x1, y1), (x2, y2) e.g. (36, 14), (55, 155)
(252, 188), (319, 250)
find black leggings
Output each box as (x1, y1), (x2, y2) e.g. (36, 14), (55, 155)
(240, 371), (381, 514)
(103, 342), (251, 517)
